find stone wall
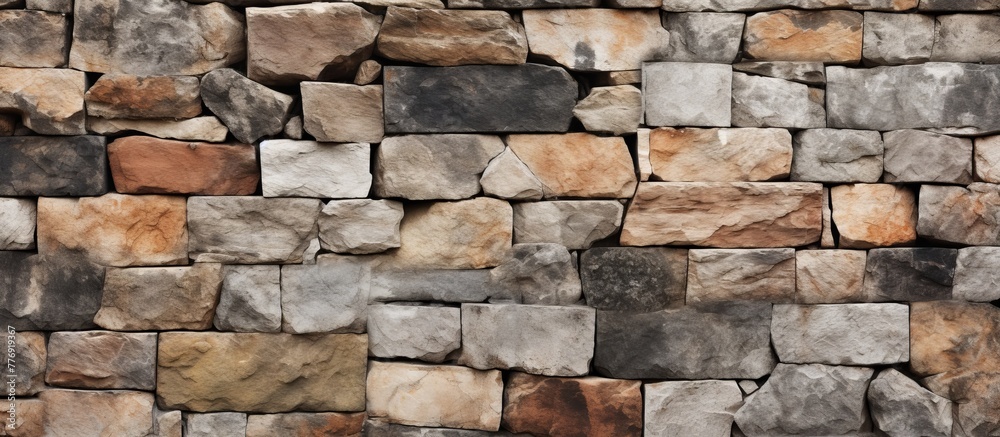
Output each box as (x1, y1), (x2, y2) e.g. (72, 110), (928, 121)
(1, 0), (999, 436)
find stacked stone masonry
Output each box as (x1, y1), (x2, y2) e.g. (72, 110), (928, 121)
(3, 0), (1000, 436)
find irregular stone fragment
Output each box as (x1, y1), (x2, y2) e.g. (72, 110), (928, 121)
(40, 389), (155, 437)
(88, 117), (228, 142)
(374, 135), (504, 200)
(280, 255), (369, 334)
(821, 187), (834, 248)
(595, 302), (777, 379)
(974, 134), (1000, 183)
(26, 0), (72, 12)
(0, 198), (34, 250)
(522, 9), (668, 71)
(739, 380), (759, 395)
(863, 248), (957, 302)
(354, 59), (382, 85)
(883, 129), (972, 183)
(734, 364), (873, 436)
(931, 14), (1000, 63)
(918, 184), (1000, 245)
(663, 0), (915, 11)
(791, 128), (883, 182)
(7, 331), (44, 396)
(368, 305), (460, 363)
(489, 243), (581, 305)
(664, 12), (744, 63)
(732, 61), (825, 85)
(377, 7), (526, 66)
(186, 413), (247, 437)
(863, 12), (934, 65)
(0, 398), (45, 437)
(187, 196), (321, 264)
(158, 332), (367, 412)
(644, 380), (742, 437)
(507, 133), (637, 199)
(214, 265), (281, 333)
(152, 408), (183, 437)
(480, 148), (545, 201)
(796, 250), (866, 304)
(460, 304), (595, 377)
(580, 247), (686, 312)
(319, 200), (403, 254)
(572, 85), (642, 135)
(450, 0), (598, 7)
(246, 413), (366, 437)
(369, 268), (505, 303)
(513, 201), (623, 250)
(687, 249), (795, 303)
(648, 127), (792, 182)
(621, 182), (822, 248)
(831, 184), (917, 248)
(643, 62), (732, 127)
(743, 10), (863, 63)
(85, 74), (201, 119)
(246, 3), (381, 85)
(732, 73), (824, 128)
(37, 194), (187, 267)
(283, 116), (303, 139)
(71, 0), (245, 75)
(260, 140), (371, 198)
(367, 362), (502, 431)
(108, 136), (258, 195)
(593, 70), (642, 86)
(393, 198), (512, 269)
(46, 331), (156, 390)
(0, 252), (104, 331)
(95, 263), (222, 331)
(301, 83), (383, 143)
(772, 303), (909, 365)
(384, 64), (577, 133)
(0, 136), (106, 196)
(503, 373), (642, 437)
(0, 66), (85, 135)
(868, 369), (953, 437)
(954, 247), (1000, 302)
(0, 10), (68, 68)
(201, 69), (294, 144)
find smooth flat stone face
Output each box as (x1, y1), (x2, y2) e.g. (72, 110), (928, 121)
(0, 67), (85, 135)
(521, 9), (669, 71)
(108, 136), (259, 195)
(643, 62), (732, 127)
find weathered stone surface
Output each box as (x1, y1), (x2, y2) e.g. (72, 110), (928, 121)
(88, 116), (229, 142)
(868, 369), (953, 437)
(108, 136), (258, 195)
(791, 129), (884, 182)
(201, 69), (294, 144)
(687, 249), (795, 303)
(95, 263), (222, 331)
(648, 127), (792, 182)
(368, 305), (461, 363)
(363, 421), (527, 436)
(260, 140), (371, 198)
(572, 85), (642, 135)
(246, 3), (380, 85)
(7, 331), (44, 396)
(596, 302), (776, 379)
(580, 247), (686, 312)
(374, 134), (504, 200)
(733, 62), (826, 86)
(377, 7), (526, 66)
(918, 184), (1000, 245)
(369, 268), (504, 303)
(26, 0), (72, 12)
(37, 194), (187, 267)
(975, 135), (1000, 183)
(0, 398), (45, 437)
(0, 10), (68, 68)
(883, 129), (972, 183)
(507, 133), (637, 199)
(503, 373), (642, 437)
(384, 64), (577, 133)
(85, 74), (201, 119)
(319, 200), (403, 254)
(644, 380), (742, 437)
(283, 116), (303, 139)
(40, 389), (155, 437)
(522, 9), (668, 71)
(480, 147), (545, 201)
(158, 332), (367, 412)
(450, 0), (598, 7)
(831, 184), (917, 248)
(0, 136), (106, 196)
(489, 243), (581, 305)
(954, 247), (1000, 302)
(664, 12), (743, 63)
(152, 408), (183, 437)
(214, 265), (281, 332)
(1, 67), (85, 135)
(643, 62), (732, 127)
(593, 70), (642, 86)
(71, 0), (244, 75)
(354, 59), (382, 85)
(280, 255), (369, 334)
(663, 0), (915, 11)
(301, 83), (383, 143)
(246, 413), (365, 437)
(772, 303), (909, 365)
(862, 12), (934, 65)
(460, 304), (595, 377)
(796, 250), (867, 304)
(513, 201), (623, 250)
(0, 198), (34, 250)
(186, 413), (247, 437)
(919, 0), (1000, 10)
(734, 364), (873, 436)
(621, 182), (823, 248)
(931, 14), (1000, 63)
(743, 10), (863, 63)
(46, 331), (156, 390)
(732, 73), (825, 128)
(863, 248), (957, 302)
(821, 186), (835, 248)
(187, 196), (321, 264)
(0, 252), (104, 331)
(828, 63), (1000, 133)
(394, 198), (512, 269)
(368, 362), (502, 431)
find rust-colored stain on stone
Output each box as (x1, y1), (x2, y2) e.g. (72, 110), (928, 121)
(502, 372), (643, 437)
(108, 136), (259, 195)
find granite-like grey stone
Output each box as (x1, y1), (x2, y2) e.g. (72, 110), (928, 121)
(0, 198), (35, 250)
(732, 73), (825, 129)
(489, 243), (581, 305)
(200, 68), (294, 144)
(863, 248), (957, 302)
(281, 255), (370, 334)
(643, 62), (732, 127)
(954, 247), (1000, 302)
(260, 140), (372, 198)
(687, 249), (796, 303)
(772, 303), (909, 365)
(187, 196), (321, 264)
(862, 12), (934, 65)
(319, 200), (403, 255)
(214, 265), (282, 333)
(868, 369), (953, 437)
(186, 412), (247, 437)
(512, 201), (623, 250)
(644, 380), (742, 437)
(1, 252), (104, 330)
(580, 247), (687, 312)
(791, 129), (883, 183)
(368, 305), (461, 363)
(45, 331), (157, 390)
(374, 135), (504, 200)
(732, 61), (825, 85)
(918, 183), (1000, 245)
(0, 136), (108, 196)
(0, 10), (69, 68)
(664, 12), (744, 64)
(931, 14), (1000, 63)
(882, 129), (972, 183)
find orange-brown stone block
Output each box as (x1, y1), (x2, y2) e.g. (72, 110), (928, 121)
(108, 136), (259, 195)
(502, 372), (643, 437)
(831, 184), (917, 248)
(744, 10), (863, 63)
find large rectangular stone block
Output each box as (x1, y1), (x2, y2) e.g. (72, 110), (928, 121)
(0, 136), (107, 196)
(643, 62), (732, 127)
(187, 196), (321, 264)
(687, 248), (796, 303)
(918, 183), (1000, 246)
(772, 303), (909, 365)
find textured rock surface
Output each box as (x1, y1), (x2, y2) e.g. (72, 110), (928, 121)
(954, 247), (1000, 302)
(374, 135), (503, 200)
(85, 74), (201, 119)
(918, 184), (1000, 245)
(0, 198), (35, 250)
(319, 200), (403, 254)
(0, 67), (85, 135)
(572, 85), (642, 135)
(46, 331), (156, 390)
(513, 201), (623, 250)
(863, 248), (957, 301)
(460, 304), (595, 377)
(280, 255), (370, 334)
(772, 303), (909, 365)
(883, 129), (972, 183)
(108, 136), (258, 195)
(0, 252), (105, 331)
(450, 0), (598, 6)
(187, 196), (321, 264)
(862, 12), (933, 65)
(201, 69), (294, 144)
(507, 133), (636, 198)
(643, 62), (732, 127)
(0, 136), (107, 196)
(648, 127), (792, 182)
(368, 305), (461, 362)
(0, 10), (68, 68)
(25, 0), (72, 12)
(369, 268), (504, 303)
(975, 135), (1000, 183)
(367, 362), (502, 431)
(489, 243), (581, 305)
(503, 373), (642, 437)
(88, 116), (229, 142)
(580, 247), (687, 312)
(377, 7), (526, 66)
(664, 12), (744, 63)
(214, 265), (281, 332)
(260, 140), (371, 198)
(621, 182), (822, 248)
(796, 250), (867, 303)
(931, 14), (1000, 63)
(743, 10), (863, 62)
(480, 147), (545, 201)
(37, 194), (188, 267)
(246, 413), (365, 437)
(70, 0), (245, 75)
(8, 331), (45, 396)
(644, 380), (742, 437)
(791, 129), (884, 182)
(732, 61), (825, 85)
(384, 64), (577, 133)
(301, 83), (383, 143)
(522, 9), (668, 71)
(868, 369), (953, 437)
(663, 0), (914, 11)
(95, 263), (223, 331)
(831, 184), (918, 248)
(595, 302), (776, 379)
(393, 198), (512, 269)
(39, 389), (155, 437)
(158, 332), (367, 412)
(687, 249), (796, 303)
(731, 73), (825, 129)
(186, 413), (247, 437)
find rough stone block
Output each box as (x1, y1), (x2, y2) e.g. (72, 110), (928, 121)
(863, 248), (957, 302)
(0, 10), (68, 68)
(743, 9), (863, 62)
(772, 303), (909, 365)
(975, 134), (1000, 183)
(513, 200), (623, 250)
(503, 373), (643, 437)
(246, 413), (365, 437)
(201, 68), (294, 144)
(648, 127), (792, 182)
(795, 250), (867, 304)
(0, 198), (35, 250)
(732, 73), (825, 128)
(580, 247), (687, 312)
(644, 380), (742, 437)
(260, 140), (372, 198)
(108, 136), (258, 195)
(489, 243), (581, 305)
(374, 134), (504, 200)
(733, 61), (825, 85)
(450, 0), (598, 6)
(687, 248), (796, 303)
(506, 133), (636, 199)
(0, 252), (104, 330)
(368, 305), (461, 363)
(664, 12), (744, 63)
(8, 331), (44, 396)
(88, 116), (229, 142)
(572, 85), (642, 135)
(954, 247), (1000, 302)
(46, 331), (156, 390)
(868, 369), (953, 437)
(186, 413), (247, 437)
(319, 199), (403, 254)
(831, 184), (917, 248)
(931, 14), (1000, 63)
(281, 255), (370, 334)
(214, 265), (282, 333)
(480, 147), (545, 200)
(26, 0), (72, 12)
(376, 7), (527, 66)
(187, 196), (321, 264)
(0, 136), (107, 196)
(369, 268), (504, 303)
(663, 0), (913, 12)
(393, 198), (512, 269)
(643, 62), (732, 127)
(0, 67), (85, 135)
(85, 74), (202, 119)
(39, 389), (156, 437)
(918, 183), (1000, 245)
(522, 9), (669, 71)
(790, 128), (883, 183)
(862, 12), (934, 65)
(883, 129), (972, 183)
(301, 83), (383, 143)
(95, 263), (223, 331)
